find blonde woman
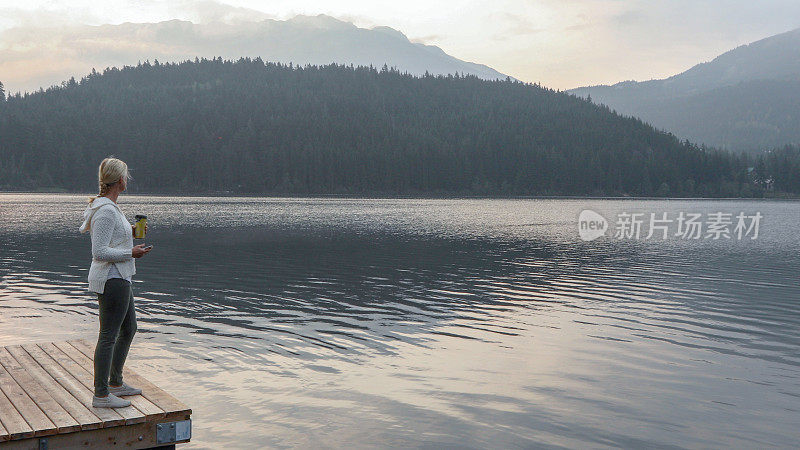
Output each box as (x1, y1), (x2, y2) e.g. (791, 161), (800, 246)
(78, 157), (152, 408)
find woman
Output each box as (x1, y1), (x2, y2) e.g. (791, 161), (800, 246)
(78, 157), (152, 408)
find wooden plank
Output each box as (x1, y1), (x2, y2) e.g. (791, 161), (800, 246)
(0, 387), (34, 440)
(54, 341), (166, 421)
(70, 339), (191, 418)
(0, 347), (81, 435)
(19, 344), (126, 428)
(0, 415), (191, 450)
(36, 343), (146, 426)
(0, 417), (8, 442)
(2, 340), (191, 447)
(4, 345), (103, 432)
(0, 355), (57, 437)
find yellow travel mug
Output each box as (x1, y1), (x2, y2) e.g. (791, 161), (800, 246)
(134, 215), (147, 239)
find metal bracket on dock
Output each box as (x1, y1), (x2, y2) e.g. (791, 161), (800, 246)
(156, 419), (192, 444)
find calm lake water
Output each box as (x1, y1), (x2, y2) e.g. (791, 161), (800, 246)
(1, 194), (799, 448)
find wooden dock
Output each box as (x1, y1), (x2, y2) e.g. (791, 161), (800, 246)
(0, 339), (191, 449)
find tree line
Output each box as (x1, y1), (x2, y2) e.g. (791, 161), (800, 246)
(0, 57), (797, 197)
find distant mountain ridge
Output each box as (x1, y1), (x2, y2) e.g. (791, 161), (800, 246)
(569, 27), (800, 152)
(0, 14), (510, 94)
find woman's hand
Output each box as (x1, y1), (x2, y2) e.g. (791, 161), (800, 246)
(132, 244), (152, 258)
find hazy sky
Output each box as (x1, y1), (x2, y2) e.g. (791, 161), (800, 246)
(1, 0), (799, 91)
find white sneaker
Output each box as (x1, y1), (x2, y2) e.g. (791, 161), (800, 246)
(92, 393), (131, 408)
(109, 381), (143, 396)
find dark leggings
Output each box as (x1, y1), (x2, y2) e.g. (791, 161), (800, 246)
(94, 277), (137, 397)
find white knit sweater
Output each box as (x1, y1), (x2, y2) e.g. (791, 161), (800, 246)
(78, 196), (136, 293)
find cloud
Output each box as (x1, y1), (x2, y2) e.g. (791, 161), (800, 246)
(609, 10), (645, 27)
(0, 1), (277, 94)
(0, 13), (510, 94)
(0, 5), (100, 29)
(1, 0), (800, 91)
(164, 0), (277, 24)
(488, 12), (544, 42)
(509, 0), (800, 88)
(492, 12), (544, 36)
(409, 34), (445, 45)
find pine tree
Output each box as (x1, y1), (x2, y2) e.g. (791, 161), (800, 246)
(0, 58), (785, 196)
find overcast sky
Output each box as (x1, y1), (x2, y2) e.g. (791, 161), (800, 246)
(1, 0), (799, 92)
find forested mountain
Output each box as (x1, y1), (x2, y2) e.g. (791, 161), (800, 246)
(569, 27), (800, 152)
(0, 58), (796, 197)
(0, 15), (509, 95)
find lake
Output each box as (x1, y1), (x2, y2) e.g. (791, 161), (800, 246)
(1, 194), (798, 448)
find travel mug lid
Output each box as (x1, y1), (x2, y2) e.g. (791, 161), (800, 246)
(135, 215), (147, 220)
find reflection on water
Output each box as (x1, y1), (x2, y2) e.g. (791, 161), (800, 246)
(1, 194), (799, 448)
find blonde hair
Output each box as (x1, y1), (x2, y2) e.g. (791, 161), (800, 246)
(88, 157), (131, 203)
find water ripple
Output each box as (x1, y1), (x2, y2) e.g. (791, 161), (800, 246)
(1, 194), (799, 448)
